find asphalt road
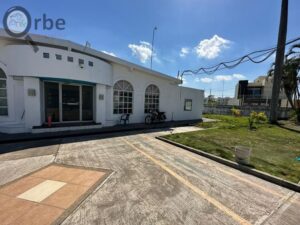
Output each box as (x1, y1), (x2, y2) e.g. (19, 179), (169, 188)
(0, 127), (299, 225)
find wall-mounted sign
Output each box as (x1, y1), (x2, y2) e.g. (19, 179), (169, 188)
(28, 88), (36, 96)
(99, 94), (104, 100)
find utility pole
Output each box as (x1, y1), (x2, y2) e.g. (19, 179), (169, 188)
(150, 26), (158, 69)
(269, 0), (288, 123)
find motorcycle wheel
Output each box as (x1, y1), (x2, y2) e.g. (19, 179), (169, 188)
(145, 115), (152, 124)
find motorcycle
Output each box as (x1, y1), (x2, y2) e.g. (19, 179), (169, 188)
(145, 110), (166, 124)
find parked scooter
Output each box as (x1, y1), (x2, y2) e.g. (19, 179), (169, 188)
(145, 110), (166, 124)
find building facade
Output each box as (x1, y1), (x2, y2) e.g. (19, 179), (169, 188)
(0, 31), (203, 133)
(235, 76), (289, 107)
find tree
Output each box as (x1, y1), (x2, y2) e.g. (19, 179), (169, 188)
(269, 0), (289, 123)
(268, 44), (300, 122)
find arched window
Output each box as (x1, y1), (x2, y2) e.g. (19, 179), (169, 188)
(0, 68), (8, 116)
(113, 80), (133, 114)
(144, 84), (160, 113)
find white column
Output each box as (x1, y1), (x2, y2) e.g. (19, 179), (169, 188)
(23, 77), (42, 130)
(95, 84), (106, 125)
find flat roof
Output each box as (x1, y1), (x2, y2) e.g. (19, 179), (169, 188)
(0, 29), (181, 84)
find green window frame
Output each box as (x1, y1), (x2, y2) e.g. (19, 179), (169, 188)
(0, 68), (8, 116)
(184, 99), (192, 111)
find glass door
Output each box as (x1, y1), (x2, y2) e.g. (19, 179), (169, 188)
(62, 84), (80, 121)
(44, 82), (59, 122)
(82, 85), (93, 121)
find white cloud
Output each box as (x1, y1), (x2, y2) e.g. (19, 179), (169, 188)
(179, 47), (189, 57)
(140, 41), (151, 46)
(194, 35), (230, 59)
(101, 50), (117, 57)
(232, 74), (246, 80)
(196, 77), (213, 83)
(128, 41), (152, 63)
(215, 75), (233, 81)
(181, 77), (187, 85)
(195, 74), (246, 83)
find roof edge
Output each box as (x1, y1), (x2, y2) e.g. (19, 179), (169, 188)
(0, 29), (181, 84)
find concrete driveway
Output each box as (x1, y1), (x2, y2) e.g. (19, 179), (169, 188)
(0, 127), (299, 225)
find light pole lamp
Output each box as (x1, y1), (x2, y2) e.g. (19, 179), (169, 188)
(150, 26), (158, 69)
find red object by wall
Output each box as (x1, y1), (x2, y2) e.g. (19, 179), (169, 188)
(47, 116), (52, 127)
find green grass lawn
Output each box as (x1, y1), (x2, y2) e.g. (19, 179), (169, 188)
(164, 114), (300, 183)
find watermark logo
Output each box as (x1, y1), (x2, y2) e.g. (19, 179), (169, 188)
(3, 6), (31, 38)
(2, 6), (66, 52)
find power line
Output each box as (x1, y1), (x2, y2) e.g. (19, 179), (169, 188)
(180, 36), (300, 77)
(185, 49), (276, 76)
(184, 49), (274, 75)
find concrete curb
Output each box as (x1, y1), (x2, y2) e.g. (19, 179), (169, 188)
(278, 124), (300, 134)
(156, 136), (300, 193)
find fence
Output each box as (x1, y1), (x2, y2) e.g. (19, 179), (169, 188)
(203, 105), (292, 119)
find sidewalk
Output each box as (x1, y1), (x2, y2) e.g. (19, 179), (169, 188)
(278, 120), (300, 133)
(0, 119), (202, 144)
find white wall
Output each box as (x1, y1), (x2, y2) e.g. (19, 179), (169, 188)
(227, 98), (241, 106)
(105, 64), (178, 124)
(23, 77), (42, 129)
(0, 45), (113, 86)
(0, 63), (25, 125)
(104, 64), (203, 125)
(262, 78), (287, 100)
(95, 84), (106, 124)
(173, 86), (204, 121)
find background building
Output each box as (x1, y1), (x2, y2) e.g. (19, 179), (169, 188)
(235, 76), (290, 107)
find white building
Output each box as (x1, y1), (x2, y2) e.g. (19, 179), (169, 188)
(0, 30), (203, 133)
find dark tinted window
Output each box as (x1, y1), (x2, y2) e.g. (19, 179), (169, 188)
(82, 86), (93, 121)
(55, 54), (62, 60)
(67, 56), (73, 62)
(44, 82), (59, 122)
(43, 52), (50, 58)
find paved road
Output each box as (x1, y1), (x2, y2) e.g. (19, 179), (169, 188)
(0, 127), (299, 225)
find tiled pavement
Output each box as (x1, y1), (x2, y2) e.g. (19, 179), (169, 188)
(0, 127), (299, 225)
(0, 165), (107, 225)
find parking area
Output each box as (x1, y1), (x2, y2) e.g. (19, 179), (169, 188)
(0, 127), (299, 225)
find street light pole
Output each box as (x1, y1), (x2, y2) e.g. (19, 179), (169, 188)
(222, 79), (225, 105)
(150, 26), (158, 69)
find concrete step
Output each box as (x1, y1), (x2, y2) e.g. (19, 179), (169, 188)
(0, 122), (27, 134)
(32, 124), (103, 133)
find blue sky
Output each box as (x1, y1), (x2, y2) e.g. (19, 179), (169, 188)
(1, 0), (300, 97)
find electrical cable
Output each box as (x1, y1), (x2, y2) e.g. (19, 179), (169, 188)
(181, 36), (300, 77)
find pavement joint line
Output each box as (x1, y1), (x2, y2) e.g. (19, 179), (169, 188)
(136, 138), (258, 201)
(122, 138), (252, 225)
(254, 191), (296, 225)
(57, 170), (116, 225)
(54, 144), (62, 162)
(140, 134), (284, 198)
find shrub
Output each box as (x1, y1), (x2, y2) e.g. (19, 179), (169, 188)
(256, 112), (267, 122)
(249, 111), (267, 130)
(231, 107), (241, 117)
